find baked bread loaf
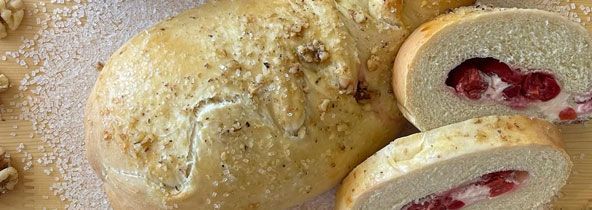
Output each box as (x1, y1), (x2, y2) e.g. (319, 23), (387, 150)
(336, 115), (572, 210)
(84, 0), (474, 209)
(393, 7), (592, 131)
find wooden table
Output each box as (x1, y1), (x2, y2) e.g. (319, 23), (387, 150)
(0, 1), (591, 209)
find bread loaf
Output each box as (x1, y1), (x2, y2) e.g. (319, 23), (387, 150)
(393, 7), (592, 131)
(85, 0), (476, 208)
(336, 115), (572, 210)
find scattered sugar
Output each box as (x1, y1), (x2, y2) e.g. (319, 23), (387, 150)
(10, 1), (204, 209)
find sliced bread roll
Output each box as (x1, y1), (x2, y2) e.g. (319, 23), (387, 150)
(336, 115), (572, 210)
(393, 7), (592, 131)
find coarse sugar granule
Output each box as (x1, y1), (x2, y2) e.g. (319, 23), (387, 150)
(12, 1), (204, 209)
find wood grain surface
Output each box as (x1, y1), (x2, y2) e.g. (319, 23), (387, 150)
(0, 0), (591, 209)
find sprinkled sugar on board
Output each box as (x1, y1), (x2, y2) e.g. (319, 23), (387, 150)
(0, 0), (590, 209)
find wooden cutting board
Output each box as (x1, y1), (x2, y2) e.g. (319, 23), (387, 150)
(0, 1), (591, 209)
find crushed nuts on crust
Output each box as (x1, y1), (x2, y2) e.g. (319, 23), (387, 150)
(296, 40), (329, 63)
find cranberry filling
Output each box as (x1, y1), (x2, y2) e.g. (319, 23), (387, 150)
(559, 107), (577, 121)
(403, 170), (529, 210)
(446, 61), (488, 100)
(447, 58), (560, 102)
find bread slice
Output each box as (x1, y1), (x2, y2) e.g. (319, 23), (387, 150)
(335, 115), (572, 210)
(393, 7), (592, 131)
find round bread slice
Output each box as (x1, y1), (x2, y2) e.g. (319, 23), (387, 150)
(336, 115), (572, 210)
(393, 7), (592, 131)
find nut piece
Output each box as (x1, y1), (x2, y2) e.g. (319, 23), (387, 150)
(297, 40), (329, 63)
(0, 167), (18, 193)
(0, 147), (18, 193)
(0, 0), (25, 39)
(0, 74), (9, 93)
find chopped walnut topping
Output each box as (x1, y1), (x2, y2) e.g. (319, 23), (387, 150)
(0, 0), (24, 39)
(132, 134), (155, 153)
(288, 64), (301, 74)
(297, 40), (329, 63)
(0, 147), (18, 194)
(0, 74), (8, 93)
(319, 99), (331, 112)
(288, 22), (308, 37)
(354, 82), (371, 102)
(350, 10), (367, 23)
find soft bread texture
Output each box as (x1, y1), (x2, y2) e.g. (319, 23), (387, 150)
(393, 7), (592, 131)
(476, 0), (561, 10)
(336, 115), (572, 210)
(85, 0), (474, 209)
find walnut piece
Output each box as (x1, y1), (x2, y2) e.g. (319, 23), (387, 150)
(0, 0), (24, 39)
(297, 40), (329, 63)
(0, 147), (18, 193)
(0, 74), (9, 93)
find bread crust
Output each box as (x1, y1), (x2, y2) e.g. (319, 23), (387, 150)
(335, 115), (572, 210)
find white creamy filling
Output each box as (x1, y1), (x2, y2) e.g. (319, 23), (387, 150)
(451, 185), (490, 206)
(576, 100), (592, 114)
(482, 74), (511, 101)
(479, 73), (592, 121)
(535, 92), (571, 121)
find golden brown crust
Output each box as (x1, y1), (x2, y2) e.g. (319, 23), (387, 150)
(335, 115), (571, 210)
(400, 0), (476, 29)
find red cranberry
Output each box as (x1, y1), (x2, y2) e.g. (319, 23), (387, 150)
(447, 58), (562, 104)
(559, 107), (577, 121)
(479, 58), (523, 85)
(403, 170), (527, 210)
(521, 72), (561, 102)
(478, 171), (520, 198)
(502, 85), (522, 99)
(446, 64), (488, 100)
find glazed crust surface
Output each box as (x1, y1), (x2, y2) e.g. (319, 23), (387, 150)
(85, 0), (412, 209)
